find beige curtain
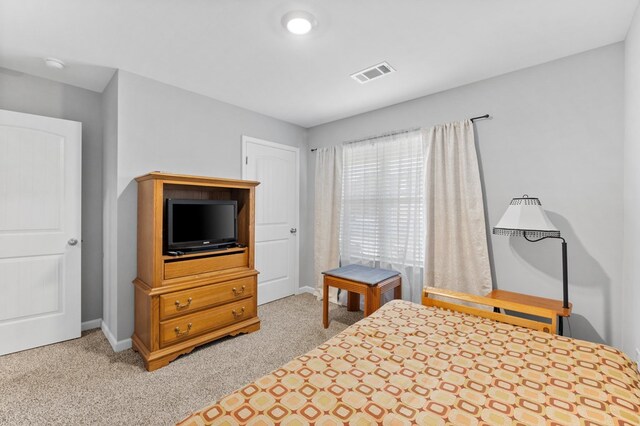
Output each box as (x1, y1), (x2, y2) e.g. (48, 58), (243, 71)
(313, 146), (343, 301)
(424, 120), (492, 296)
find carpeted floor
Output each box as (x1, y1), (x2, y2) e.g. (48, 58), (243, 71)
(0, 293), (363, 425)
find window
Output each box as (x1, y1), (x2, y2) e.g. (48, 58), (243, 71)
(340, 131), (425, 271)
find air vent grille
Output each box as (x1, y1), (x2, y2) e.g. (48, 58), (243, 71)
(351, 62), (395, 84)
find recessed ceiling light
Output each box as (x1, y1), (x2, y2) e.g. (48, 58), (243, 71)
(44, 58), (65, 70)
(282, 11), (317, 35)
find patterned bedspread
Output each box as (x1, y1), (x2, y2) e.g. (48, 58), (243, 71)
(179, 300), (640, 425)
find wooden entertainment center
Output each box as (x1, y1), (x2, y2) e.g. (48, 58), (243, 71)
(132, 172), (260, 371)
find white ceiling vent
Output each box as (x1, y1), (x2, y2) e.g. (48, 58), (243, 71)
(351, 62), (395, 84)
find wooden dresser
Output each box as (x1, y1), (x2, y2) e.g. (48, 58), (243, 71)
(132, 172), (260, 371)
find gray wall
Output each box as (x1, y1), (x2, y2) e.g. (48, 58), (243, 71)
(623, 6), (640, 361)
(0, 68), (104, 323)
(1, 40), (630, 353)
(306, 44), (625, 348)
(107, 71), (307, 341)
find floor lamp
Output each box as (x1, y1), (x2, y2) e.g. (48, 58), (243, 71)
(493, 195), (569, 335)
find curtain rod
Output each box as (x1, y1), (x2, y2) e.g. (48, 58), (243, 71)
(310, 114), (490, 152)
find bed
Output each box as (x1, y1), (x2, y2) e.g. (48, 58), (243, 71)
(179, 288), (640, 425)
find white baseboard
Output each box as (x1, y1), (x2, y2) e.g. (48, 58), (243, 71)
(81, 318), (102, 331)
(101, 321), (132, 352)
(297, 286), (315, 295)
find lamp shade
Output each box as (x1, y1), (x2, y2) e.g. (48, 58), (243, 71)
(493, 196), (560, 238)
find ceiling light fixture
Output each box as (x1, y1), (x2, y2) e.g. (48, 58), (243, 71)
(282, 11), (317, 35)
(44, 58), (65, 70)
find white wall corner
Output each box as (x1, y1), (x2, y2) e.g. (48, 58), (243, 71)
(81, 318), (103, 331)
(101, 320), (132, 352)
(297, 285), (316, 295)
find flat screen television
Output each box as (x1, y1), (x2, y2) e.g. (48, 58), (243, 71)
(166, 199), (238, 252)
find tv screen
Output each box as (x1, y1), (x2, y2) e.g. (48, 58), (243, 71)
(167, 199), (237, 251)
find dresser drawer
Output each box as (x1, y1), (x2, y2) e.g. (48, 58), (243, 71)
(159, 276), (255, 320)
(160, 298), (256, 348)
(164, 251), (248, 280)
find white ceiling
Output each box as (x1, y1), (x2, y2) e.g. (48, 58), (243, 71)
(1, 0), (638, 127)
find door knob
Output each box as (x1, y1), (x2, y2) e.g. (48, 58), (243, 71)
(290, 228), (297, 234)
(68, 238), (78, 246)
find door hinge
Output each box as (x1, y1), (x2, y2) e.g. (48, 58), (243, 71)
(245, 156), (248, 165)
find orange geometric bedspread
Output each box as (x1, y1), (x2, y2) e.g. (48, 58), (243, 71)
(179, 300), (640, 425)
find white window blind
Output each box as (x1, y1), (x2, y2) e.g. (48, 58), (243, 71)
(340, 130), (425, 296)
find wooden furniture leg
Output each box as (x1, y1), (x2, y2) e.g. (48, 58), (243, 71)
(364, 286), (381, 316)
(347, 291), (360, 312)
(394, 283), (402, 300)
(323, 280), (329, 329)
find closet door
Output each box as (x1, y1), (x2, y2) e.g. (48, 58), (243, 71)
(242, 136), (299, 305)
(0, 109), (82, 355)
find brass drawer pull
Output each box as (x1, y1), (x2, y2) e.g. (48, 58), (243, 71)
(174, 323), (192, 337)
(232, 285), (246, 296)
(175, 297), (192, 310)
(232, 307), (245, 318)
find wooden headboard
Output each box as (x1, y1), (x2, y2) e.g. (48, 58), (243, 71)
(422, 287), (557, 334)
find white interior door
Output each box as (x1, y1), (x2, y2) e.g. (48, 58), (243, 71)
(242, 136), (298, 305)
(0, 109), (82, 356)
